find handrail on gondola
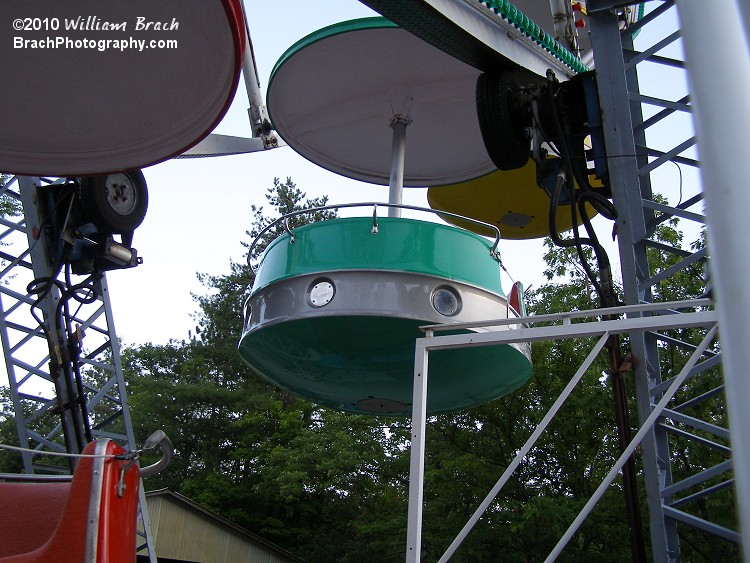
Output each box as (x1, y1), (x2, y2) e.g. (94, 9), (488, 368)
(246, 202), (504, 271)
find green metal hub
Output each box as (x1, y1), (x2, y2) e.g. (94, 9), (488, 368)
(240, 217), (532, 416)
(252, 217), (504, 293)
(240, 314), (531, 415)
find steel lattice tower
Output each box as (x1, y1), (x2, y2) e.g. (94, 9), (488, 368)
(1, 1), (748, 561)
(0, 176), (156, 561)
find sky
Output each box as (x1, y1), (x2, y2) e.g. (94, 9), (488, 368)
(0, 0), (700, 426)
(105, 0), (546, 346)
(103, 1), (697, 347)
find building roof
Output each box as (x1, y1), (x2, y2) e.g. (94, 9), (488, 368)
(143, 489), (306, 563)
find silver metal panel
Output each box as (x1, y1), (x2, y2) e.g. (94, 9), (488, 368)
(85, 440), (108, 563)
(243, 270), (521, 339)
(432, 0), (577, 77)
(678, 1), (750, 557)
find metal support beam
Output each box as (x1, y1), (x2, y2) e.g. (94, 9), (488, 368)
(547, 326), (719, 560)
(0, 176), (157, 561)
(398, 2), (737, 559)
(406, 336), (429, 563)
(677, 2), (750, 557)
(438, 333), (612, 563)
(589, 5), (678, 560)
(405, 302), (720, 562)
(388, 119), (409, 218)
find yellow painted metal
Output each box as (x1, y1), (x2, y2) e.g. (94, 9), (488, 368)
(427, 159), (601, 240)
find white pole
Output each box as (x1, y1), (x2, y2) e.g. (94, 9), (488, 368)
(239, 6), (268, 138)
(388, 119), (409, 218)
(406, 339), (430, 563)
(676, 1), (750, 558)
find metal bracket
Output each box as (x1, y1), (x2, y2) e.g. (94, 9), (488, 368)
(283, 217), (295, 244)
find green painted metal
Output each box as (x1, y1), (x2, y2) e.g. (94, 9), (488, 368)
(356, 3), (587, 75)
(251, 217), (505, 296)
(239, 315), (532, 415)
(479, 0), (589, 73)
(269, 17), (398, 96)
(242, 217), (533, 415)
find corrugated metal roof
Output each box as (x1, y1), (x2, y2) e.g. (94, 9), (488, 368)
(143, 489), (306, 563)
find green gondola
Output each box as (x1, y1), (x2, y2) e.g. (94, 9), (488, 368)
(239, 216), (531, 415)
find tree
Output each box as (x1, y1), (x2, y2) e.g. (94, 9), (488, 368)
(414, 238), (630, 562)
(121, 178), (412, 561)
(115, 180), (735, 561)
(0, 173), (22, 217)
(0, 177), (32, 472)
(0, 389), (24, 473)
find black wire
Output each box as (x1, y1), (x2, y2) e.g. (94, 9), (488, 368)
(24, 182), (79, 290)
(27, 266), (100, 447)
(64, 266), (99, 307)
(27, 275), (89, 451)
(592, 152), (686, 209)
(544, 77), (616, 304)
(24, 180), (109, 448)
(570, 180), (606, 300)
(27, 277), (67, 336)
(548, 170), (576, 249)
(62, 265), (100, 443)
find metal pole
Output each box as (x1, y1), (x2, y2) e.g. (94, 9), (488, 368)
(240, 4), (270, 139)
(438, 333), (611, 563)
(241, 28), (263, 111)
(18, 177), (85, 463)
(388, 119), (408, 218)
(737, 0), (750, 45)
(406, 338), (430, 563)
(546, 325), (719, 562)
(606, 340), (647, 563)
(677, 1), (750, 558)
(587, 8), (676, 560)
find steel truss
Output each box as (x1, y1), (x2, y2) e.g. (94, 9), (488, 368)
(405, 0), (743, 561)
(588, 1), (741, 560)
(406, 301), (720, 561)
(0, 176), (156, 561)
(0, 1), (745, 562)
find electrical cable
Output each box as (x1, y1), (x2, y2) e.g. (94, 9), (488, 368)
(543, 74), (617, 304)
(27, 277), (67, 343)
(21, 178), (137, 454)
(26, 265), (101, 449)
(60, 264), (99, 444)
(0, 442), (118, 459)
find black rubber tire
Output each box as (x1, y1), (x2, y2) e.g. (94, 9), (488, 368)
(80, 170), (148, 234)
(476, 72), (530, 171)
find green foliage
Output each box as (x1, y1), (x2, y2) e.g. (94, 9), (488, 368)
(0, 174), (22, 218)
(119, 179), (408, 560)
(113, 180), (735, 562)
(244, 176), (335, 261)
(0, 173), (733, 560)
(0, 385), (71, 474)
(0, 389), (24, 473)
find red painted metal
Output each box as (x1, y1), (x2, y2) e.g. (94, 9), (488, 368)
(0, 439), (141, 562)
(96, 440), (140, 563)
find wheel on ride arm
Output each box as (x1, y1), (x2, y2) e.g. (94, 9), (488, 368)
(476, 71), (531, 171)
(80, 170), (148, 234)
